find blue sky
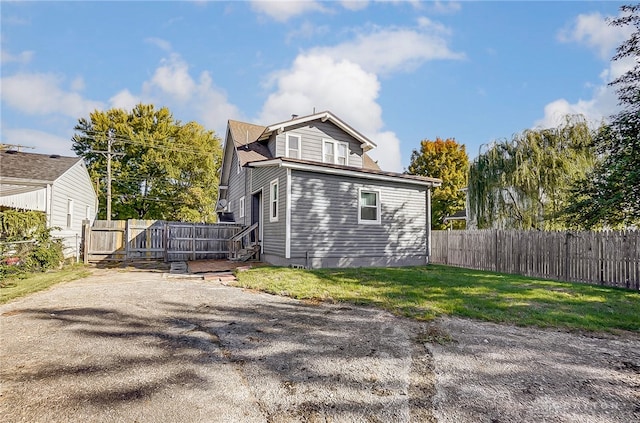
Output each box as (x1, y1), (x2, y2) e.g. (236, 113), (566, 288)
(1, 1), (633, 172)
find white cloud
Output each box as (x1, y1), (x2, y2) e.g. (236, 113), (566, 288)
(285, 21), (330, 43)
(535, 57), (635, 129)
(109, 89), (140, 111)
(0, 72), (104, 118)
(1, 49), (34, 65)
(145, 37), (173, 52)
(250, 0), (327, 22)
(2, 128), (75, 156)
(558, 12), (633, 59)
(309, 25), (464, 75)
(258, 54), (403, 171)
(140, 53), (241, 134)
(430, 0), (461, 14)
(143, 53), (198, 103)
(538, 12), (635, 129)
(341, 0), (369, 11)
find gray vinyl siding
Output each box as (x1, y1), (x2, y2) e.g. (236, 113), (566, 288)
(289, 170), (427, 268)
(251, 166), (287, 258)
(273, 121), (364, 168)
(227, 150), (248, 225)
(49, 161), (97, 256)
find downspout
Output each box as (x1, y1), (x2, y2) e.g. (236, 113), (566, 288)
(285, 168), (291, 259)
(46, 184), (53, 227)
(426, 187), (432, 264)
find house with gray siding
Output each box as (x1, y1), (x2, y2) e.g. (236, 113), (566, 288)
(0, 150), (98, 257)
(217, 111), (441, 268)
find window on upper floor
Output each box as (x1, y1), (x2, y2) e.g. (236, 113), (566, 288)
(270, 179), (279, 222)
(286, 134), (301, 159)
(358, 189), (381, 225)
(323, 140), (349, 166)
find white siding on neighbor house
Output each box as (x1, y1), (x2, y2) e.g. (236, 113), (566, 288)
(272, 121), (364, 167)
(227, 150), (248, 225)
(49, 161), (96, 236)
(0, 187), (47, 211)
(251, 166), (287, 258)
(289, 170), (427, 267)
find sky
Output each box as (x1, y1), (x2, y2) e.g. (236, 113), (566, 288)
(0, 1), (634, 173)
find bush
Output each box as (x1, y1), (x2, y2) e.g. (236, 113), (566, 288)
(0, 210), (64, 280)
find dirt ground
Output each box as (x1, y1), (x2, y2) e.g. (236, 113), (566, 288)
(0, 267), (639, 423)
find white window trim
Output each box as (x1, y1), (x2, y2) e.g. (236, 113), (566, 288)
(285, 133), (301, 159)
(358, 188), (381, 225)
(67, 198), (74, 229)
(270, 179), (279, 222)
(239, 196), (245, 218)
(322, 139), (349, 166)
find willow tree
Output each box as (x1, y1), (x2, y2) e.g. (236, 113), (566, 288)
(468, 116), (596, 230)
(565, 4), (640, 229)
(407, 138), (468, 229)
(72, 104), (222, 222)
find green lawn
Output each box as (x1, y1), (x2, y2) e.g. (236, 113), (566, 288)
(234, 264), (640, 333)
(0, 265), (92, 304)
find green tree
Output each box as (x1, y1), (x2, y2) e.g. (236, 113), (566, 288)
(407, 138), (468, 229)
(72, 104), (222, 222)
(566, 4), (640, 229)
(468, 116), (596, 230)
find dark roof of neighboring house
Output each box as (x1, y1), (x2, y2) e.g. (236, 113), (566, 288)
(247, 157), (442, 187)
(0, 150), (81, 182)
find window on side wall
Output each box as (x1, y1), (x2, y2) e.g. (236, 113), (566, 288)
(67, 199), (74, 229)
(286, 134), (301, 159)
(358, 189), (380, 224)
(239, 196), (245, 218)
(270, 179), (279, 222)
(323, 140), (349, 166)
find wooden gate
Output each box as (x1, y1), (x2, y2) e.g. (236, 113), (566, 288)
(84, 220), (243, 263)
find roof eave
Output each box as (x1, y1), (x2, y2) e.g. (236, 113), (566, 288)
(247, 159), (442, 188)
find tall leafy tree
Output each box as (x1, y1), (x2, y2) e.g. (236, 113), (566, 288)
(566, 4), (640, 229)
(468, 116), (596, 230)
(407, 138), (468, 229)
(72, 104), (222, 222)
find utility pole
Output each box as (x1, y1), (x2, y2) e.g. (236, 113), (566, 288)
(92, 130), (124, 221)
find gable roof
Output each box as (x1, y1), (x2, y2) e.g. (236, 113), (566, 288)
(258, 111), (377, 152)
(227, 115), (381, 171)
(0, 150), (81, 183)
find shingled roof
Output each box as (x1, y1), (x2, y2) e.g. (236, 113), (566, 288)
(0, 150), (81, 182)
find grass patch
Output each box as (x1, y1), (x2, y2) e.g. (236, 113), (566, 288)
(0, 265), (91, 304)
(234, 264), (640, 333)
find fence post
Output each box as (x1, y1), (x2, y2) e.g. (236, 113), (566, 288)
(82, 221), (90, 263)
(564, 232), (570, 282)
(494, 230), (499, 273)
(124, 219), (131, 262)
(191, 223), (196, 261)
(163, 222), (169, 263)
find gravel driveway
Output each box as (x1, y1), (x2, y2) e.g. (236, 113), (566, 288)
(0, 269), (435, 422)
(1, 268), (638, 423)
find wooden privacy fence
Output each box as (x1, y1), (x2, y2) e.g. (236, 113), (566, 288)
(431, 230), (640, 290)
(84, 219), (243, 263)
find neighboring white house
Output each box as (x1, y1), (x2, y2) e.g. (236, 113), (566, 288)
(0, 150), (97, 258)
(218, 111), (442, 268)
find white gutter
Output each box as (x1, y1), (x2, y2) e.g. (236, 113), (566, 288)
(248, 159), (442, 188)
